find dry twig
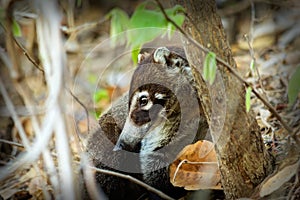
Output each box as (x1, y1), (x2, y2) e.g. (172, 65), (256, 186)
(0, 139), (24, 148)
(90, 166), (174, 200)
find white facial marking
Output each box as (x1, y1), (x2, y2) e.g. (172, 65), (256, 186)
(138, 91), (149, 98)
(155, 93), (165, 100)
(129, 90), (153, 112)
(141, 109), (167, 152)
(129, 92), (139, 113)
(138, 91), (153, 110)
(137, 54), (144, 64)
(142, 101), (153, 110)
(130, 91), (148, 109)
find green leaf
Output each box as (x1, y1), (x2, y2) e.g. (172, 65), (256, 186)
(203, 52), (217, 85)
(106, 8), (130, 46)
(130, 4), (165, 29)
(165, 4), (185, 28)
(245, 87), (252, 112)
(106, 3), (185, 63)
(128, 4), (167, 48)
(208, 55), (217, 85)
(127, 3), (185, 63)
(250, 59), (255, 72)
(131, 45), (141, 65)
(93, 89), (109, 103)
(91, 111), (101, 119)
(12, 19), (22, 37)
(288, 65), (300, 107)
(127, 28), (164, 51)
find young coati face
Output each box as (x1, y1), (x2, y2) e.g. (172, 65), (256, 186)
(113, 84), (174, 153)
(114, 47), (197, 153)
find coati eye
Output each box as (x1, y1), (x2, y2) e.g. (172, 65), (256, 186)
(139, 96), (148, 107)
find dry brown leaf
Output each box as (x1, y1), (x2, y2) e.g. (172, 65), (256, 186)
(170, 140), (222, 190)
(12, 118), (34, 140)
(0, 168), (37, 199)
(259, 160), (300, 197)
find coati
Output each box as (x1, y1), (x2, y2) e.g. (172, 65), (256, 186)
(86, 46), (209, 199)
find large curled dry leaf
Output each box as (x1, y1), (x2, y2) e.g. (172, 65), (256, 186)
(169, 140), (222, 190)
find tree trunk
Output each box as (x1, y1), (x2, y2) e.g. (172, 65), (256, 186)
(169, 0), (274, 198)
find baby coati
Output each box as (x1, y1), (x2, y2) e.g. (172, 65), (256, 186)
(86, 46), (208, 199)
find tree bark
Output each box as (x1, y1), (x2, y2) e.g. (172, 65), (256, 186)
(169, 0), (274, 198)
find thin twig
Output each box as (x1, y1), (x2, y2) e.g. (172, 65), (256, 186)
(12, 36), (45, 74)
(173, 159), (218, 183)
(4, 0), (21, 80)
(61, 17), (108, 35)
(173, 159), (187, 183)
(291, 186), (300, 200)
(81, 154), (107, 200)
(0, 16), (44, 73)
(0, 77), (30, 149)
(46, 154), (175, 200)
(0, 139), (24, 148)
(66, 88), (90, 135)
(90, 166), (174, 200)
(245, 1), (267, 97)
(155, 0), (294, 137)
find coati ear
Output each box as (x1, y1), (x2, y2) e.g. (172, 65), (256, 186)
(153, 47), (170, 64)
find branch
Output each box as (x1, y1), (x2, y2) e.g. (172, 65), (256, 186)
(12, 36), (45, 74)
(81, 154), (113, 200)
(244, 1), (267, 97)
(61, 17), (108, 35)
(0, 77), (30, 148)
(0, 139), (24, 148)
(89, 165), (174, 200)
(66, 88), (90, 135)
(155, 0), (295, 139)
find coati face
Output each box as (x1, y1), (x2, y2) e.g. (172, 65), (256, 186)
(113, 85), (172, 153)
(114, 47), (194, 153)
